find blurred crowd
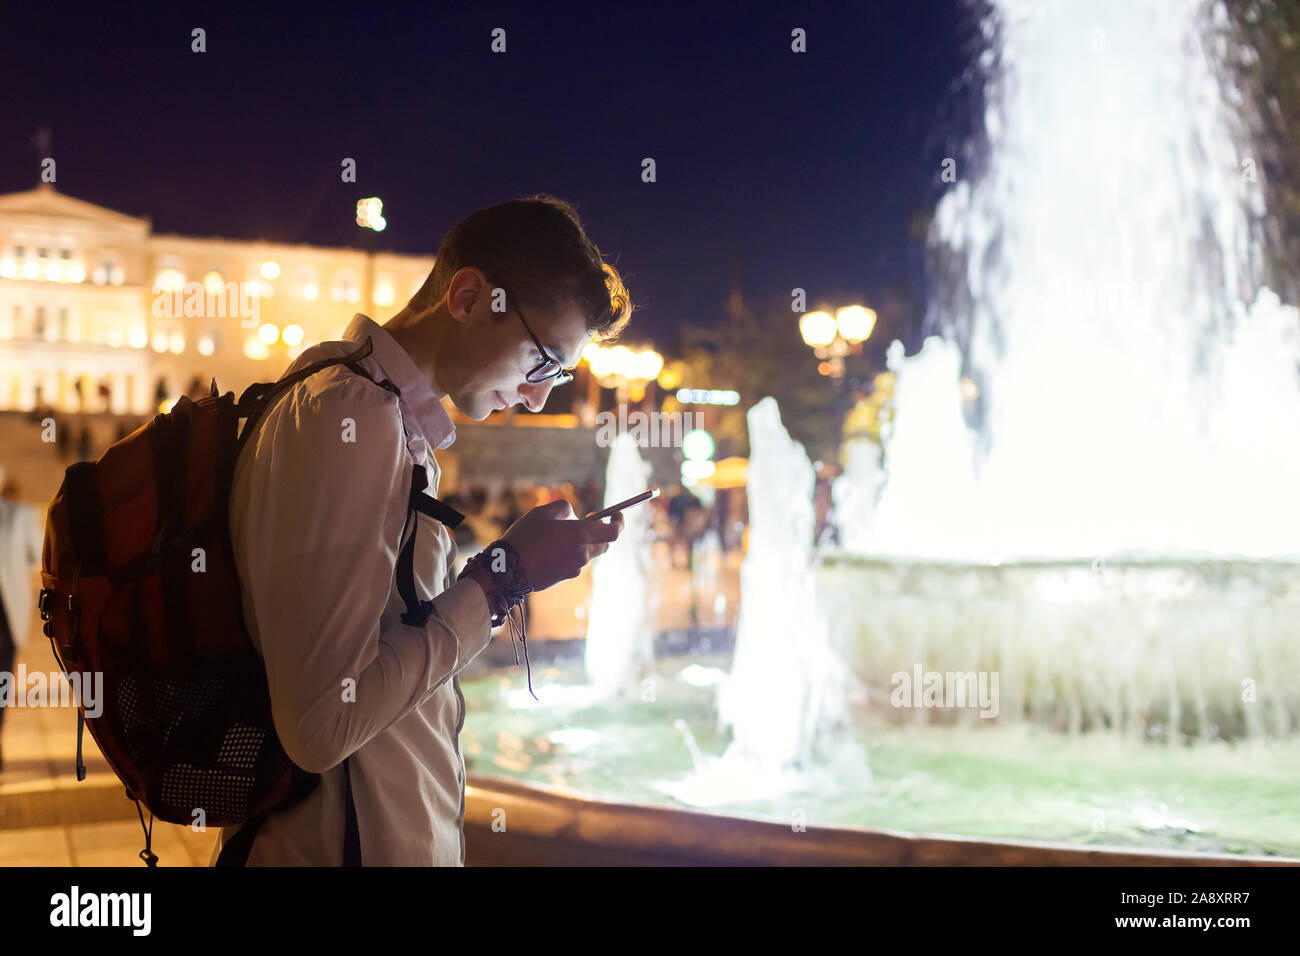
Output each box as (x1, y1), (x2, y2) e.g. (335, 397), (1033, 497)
(442, 480), (749, 571)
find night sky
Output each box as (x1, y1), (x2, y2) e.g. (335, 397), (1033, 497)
(1, 0), (978, 354)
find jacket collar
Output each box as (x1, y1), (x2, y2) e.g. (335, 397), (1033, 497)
(342, 313), (456, 450)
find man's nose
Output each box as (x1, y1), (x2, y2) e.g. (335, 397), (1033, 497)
(518, 379), (553, 412)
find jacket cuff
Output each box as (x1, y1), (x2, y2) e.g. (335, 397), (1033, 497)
(440, 575), (494, 664)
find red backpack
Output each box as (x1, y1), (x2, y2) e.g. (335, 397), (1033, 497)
(37, 335), (465, 866)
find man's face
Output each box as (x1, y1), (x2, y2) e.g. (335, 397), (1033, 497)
(440, 270), (594, 421)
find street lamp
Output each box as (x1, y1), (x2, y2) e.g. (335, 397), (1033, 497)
(799, 304), (875, 377)
(357, 197), (386, 316)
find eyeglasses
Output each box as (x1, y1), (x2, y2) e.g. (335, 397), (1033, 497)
(486, 277), (575, 385)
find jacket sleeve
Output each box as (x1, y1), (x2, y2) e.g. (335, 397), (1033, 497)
(231, 374), (493, 774)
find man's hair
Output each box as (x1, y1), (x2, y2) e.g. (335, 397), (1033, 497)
(409, 195), (632, 344)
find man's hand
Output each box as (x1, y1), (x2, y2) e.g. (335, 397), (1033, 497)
(499, 499), (625, 591)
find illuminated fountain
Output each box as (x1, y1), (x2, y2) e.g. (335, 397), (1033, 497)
(825, 0), (1300, 743)
(462, 0), (1300, 861)
(585, 432), (656, 699)
(658, 398), (865, 805)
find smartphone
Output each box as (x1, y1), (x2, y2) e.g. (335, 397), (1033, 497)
(586, 487), (660, 521)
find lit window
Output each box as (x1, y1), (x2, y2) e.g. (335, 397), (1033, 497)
(154, 268), (185, 293)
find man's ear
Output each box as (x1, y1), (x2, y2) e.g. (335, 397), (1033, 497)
(447, 268), (491, 325)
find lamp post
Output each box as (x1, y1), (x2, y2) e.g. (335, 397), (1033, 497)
(581, 343), (664, 406)
(356, 197), (386, 316)
(800, 304), (876, 472)
(798, 305), (875, 378)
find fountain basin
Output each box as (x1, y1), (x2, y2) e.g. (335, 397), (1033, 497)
(462, 775), (1297, 866)
(816, 552), (1300, 741)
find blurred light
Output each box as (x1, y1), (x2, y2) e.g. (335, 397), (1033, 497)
(800, 310), (837, 347)
(260, 261), (281, 280)
(374, 281), (395, 306)
(107, 329), (124, 348)
(128, 327), (148, 349)
(244, 338), (270, 360)
(346, 286), (360, 304)
(960, 377), (979, 402)
(836, 305), (876, 343)
(151, 331), (169, 352)
(22, 261), (39, 279)
(357, 197), (385, 231)
(67, 262), (85, 283)
(0, 259), (15, 279)
(197, 336), (215, 356)
(258, 323), (280, 345)
(302, 282), (319, 301)
(168, 331), (185, 354)
(637, 350), (663, 381)
(158, 397), (178, 414)
(681, 459), (716, 483)
(203, 271), (225, 295)
(154, 268), (185, 293)
(818, 361), (833, 376)
(657, 363), (682, 390)
(683, 428), (714, 461)
(676, 388), (740, 405)
(282, 324), (304, 346)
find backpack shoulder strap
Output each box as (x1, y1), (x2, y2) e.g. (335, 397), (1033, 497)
(234, 336), (399, 454)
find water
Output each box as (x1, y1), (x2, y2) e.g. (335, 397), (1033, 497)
(464, 0), (1300, 855)
(657, 398), (863, 804)
(860, 0), (1300, 561)
(828, 0), (1300, 739)
(584, 432), (656, 700)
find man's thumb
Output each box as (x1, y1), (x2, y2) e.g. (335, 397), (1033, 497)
(546, 498), (575, 518)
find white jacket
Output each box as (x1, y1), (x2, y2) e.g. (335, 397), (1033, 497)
(208, 313), (493, 866)
(0, 496), (43, 651)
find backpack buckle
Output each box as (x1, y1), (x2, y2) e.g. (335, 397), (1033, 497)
(38, 588), (53, 620)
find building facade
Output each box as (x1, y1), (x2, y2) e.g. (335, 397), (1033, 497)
(0, 184), (435, 414)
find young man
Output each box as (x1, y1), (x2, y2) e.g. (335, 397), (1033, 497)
(209, 196), (632, 865)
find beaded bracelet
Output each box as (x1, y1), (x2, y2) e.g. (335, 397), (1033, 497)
(458, 539), (538, 698)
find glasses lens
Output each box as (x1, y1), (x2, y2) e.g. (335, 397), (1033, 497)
(526, 362), (573, 385)
(527, 362), (558, 383)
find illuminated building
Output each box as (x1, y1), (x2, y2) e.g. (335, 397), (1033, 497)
(0, 184), (435, 413)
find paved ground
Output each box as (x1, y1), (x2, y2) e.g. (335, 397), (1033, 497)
(0, 633), (218, 866)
